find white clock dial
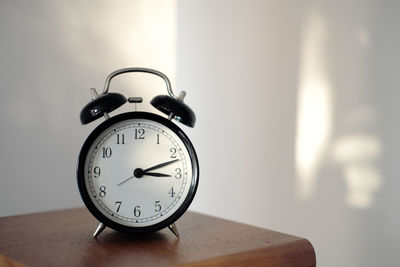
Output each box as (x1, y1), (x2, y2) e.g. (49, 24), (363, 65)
(81, 115), (197, 229)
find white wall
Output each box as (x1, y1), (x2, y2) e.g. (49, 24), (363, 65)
(177, 1), (400, 267)
(0, 0), (176, 215)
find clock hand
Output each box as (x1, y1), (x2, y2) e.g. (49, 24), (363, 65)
(142, 172), (171, 177)
(117, 174), (135, 186)
(143, 159), (179, 172)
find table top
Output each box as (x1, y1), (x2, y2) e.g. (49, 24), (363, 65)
(0, 208), (315, 267)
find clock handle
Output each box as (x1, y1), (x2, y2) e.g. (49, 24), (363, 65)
(102, 67), (180, 99)
(101, 67), (196, 127)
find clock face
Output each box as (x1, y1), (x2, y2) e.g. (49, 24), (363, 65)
(77, 112), (199, 233)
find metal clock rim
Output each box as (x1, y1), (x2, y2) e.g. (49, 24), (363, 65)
(76, 111), (199, 234)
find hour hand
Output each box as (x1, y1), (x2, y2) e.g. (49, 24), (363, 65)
(143, 172), (171, 177)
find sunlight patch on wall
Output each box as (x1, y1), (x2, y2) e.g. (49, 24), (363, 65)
(333, 133), (383, 209)
(55, 0), (176, 76)
(295, 11), (332, 199)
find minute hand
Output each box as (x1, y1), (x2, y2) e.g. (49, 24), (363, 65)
(143, 159), (179, 172)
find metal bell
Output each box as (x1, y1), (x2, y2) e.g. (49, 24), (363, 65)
(150, 94), (196, 127)
(80, 92), (127, 124)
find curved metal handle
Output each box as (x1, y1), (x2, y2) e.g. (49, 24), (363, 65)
(102, 67), (178, 99)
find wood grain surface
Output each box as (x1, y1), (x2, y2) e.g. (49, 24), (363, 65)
(0, 208), (315, 267)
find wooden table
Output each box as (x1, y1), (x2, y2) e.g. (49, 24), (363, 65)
(0, 208), (315, 266)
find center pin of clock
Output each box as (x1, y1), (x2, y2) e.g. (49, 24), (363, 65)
(133, 168), (144, 178)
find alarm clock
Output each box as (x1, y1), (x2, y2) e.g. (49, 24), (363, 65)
(76, 68), (199, 238)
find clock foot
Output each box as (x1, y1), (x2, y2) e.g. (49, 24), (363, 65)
(168, 223), (180, 238)
(93, 222), (106, 238)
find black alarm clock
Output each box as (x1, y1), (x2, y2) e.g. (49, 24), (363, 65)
(77, 68), (199, 238)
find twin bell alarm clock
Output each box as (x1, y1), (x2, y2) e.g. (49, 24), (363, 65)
(76, 68), (199, 238)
